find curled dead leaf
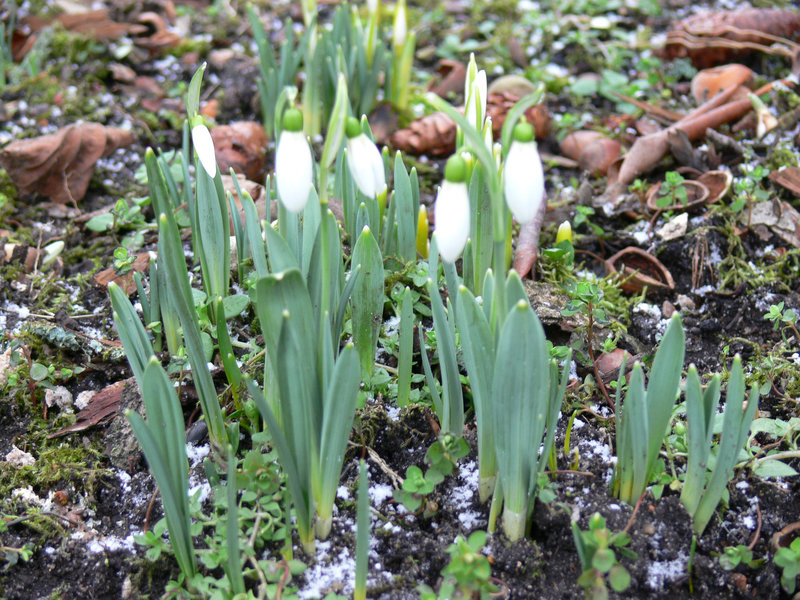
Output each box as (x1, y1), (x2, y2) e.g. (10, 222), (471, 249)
(605, 247), (675, 294)
(560, 130), (606, 161)
(389, 111), (457, 157)
(698, 169), (733, 202)
(0, 123), (136, 205)
(690, 64), (754, 103)
(427, 59), (467, 99)
(646, 179), (710, 212)
(662, 8), (800, 68)
(578, 138), (622, 176)
(390, 92), (550, 156)
(769, 166), (800, 197)
(211, 121), (269, 181)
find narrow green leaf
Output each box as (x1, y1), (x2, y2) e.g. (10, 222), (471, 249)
(396, 287), (414, 408)
(351, 226), (384, 377)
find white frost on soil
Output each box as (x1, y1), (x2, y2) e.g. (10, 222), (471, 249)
(646, 552), (687, 591)
(448, 460), (483, 530)
(369, 482), (394, 506)
(386, 405), (401, 422)
(298, 540), (355, 599)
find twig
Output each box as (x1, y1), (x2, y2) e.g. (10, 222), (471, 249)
(622, 489), (647, 535)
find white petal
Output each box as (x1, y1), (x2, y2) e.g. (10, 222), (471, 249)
(347, 134), (385, 198)
(503, 141), (544, 224)
(434, 180), (470, 262)
(276, 130), (313, 213)
(191, 124), (217, 178)
(476, 70), (487, 124)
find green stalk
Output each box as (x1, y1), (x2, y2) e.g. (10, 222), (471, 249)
(354, 460), (370, 600)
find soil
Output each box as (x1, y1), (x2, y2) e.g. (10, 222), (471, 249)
(2, 1), (800, 599)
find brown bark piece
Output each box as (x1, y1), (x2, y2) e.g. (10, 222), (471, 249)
(93, 253), (151, 295)
(0, 123), (136, 205)
(47, 378), (131, 439)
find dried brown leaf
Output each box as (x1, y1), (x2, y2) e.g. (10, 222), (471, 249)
(0, 123), (135, 205)
(662, 8), (800, 68)
(93, 253), (151, 295)
(211, 121), (269, 181)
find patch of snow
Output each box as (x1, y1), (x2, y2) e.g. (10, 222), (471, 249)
(186, 443), (210, 467)
(646, 553), (687, 591)
(369, 483), (394, 506)
(386, 406), (401, 422)
(448, 460), (483, 530)
(298, 540), (355, 599)
(86, 534), (136, 554)
(337, 485), (351, 501)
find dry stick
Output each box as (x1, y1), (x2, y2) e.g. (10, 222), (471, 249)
(748, 503), (763, 551)
(622, 489), (648, 535)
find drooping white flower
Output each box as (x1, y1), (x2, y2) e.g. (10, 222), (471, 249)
(345, 117), (386, 198)
(503, 122), (544, 224)
(275, 108), (313, 214)
(191, 123), (217, 179)
(434, 155), (470, 263)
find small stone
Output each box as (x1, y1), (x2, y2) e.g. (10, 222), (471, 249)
(676, 294), (696, 311)
(642, 522), (656, 536)
(662, 300), (675, 318)
(75, 390), (95, 410)
(6, 445), (35, 467)
(45, 385), (73, 412)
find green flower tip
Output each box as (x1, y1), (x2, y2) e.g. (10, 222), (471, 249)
(362, 225), (371, 234)
(516, 299), (528, 310)
(513, 121), (535, 143)
(282, 108), (304, 132)
(346, 116), (362, 139)
(444, 154), (467, 183)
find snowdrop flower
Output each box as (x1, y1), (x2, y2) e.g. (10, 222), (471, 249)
(191, 122), (217, 178)
(393, 0), (407, 49)
(345, 117), (386, 198)
(434, 155), (470, 263)
(275, 108), (313, 214)
(464, 53), (487, 130)
(503, 121), (544, 224)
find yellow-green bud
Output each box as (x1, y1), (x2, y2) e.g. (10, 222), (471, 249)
(556, 220), (573, 245)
